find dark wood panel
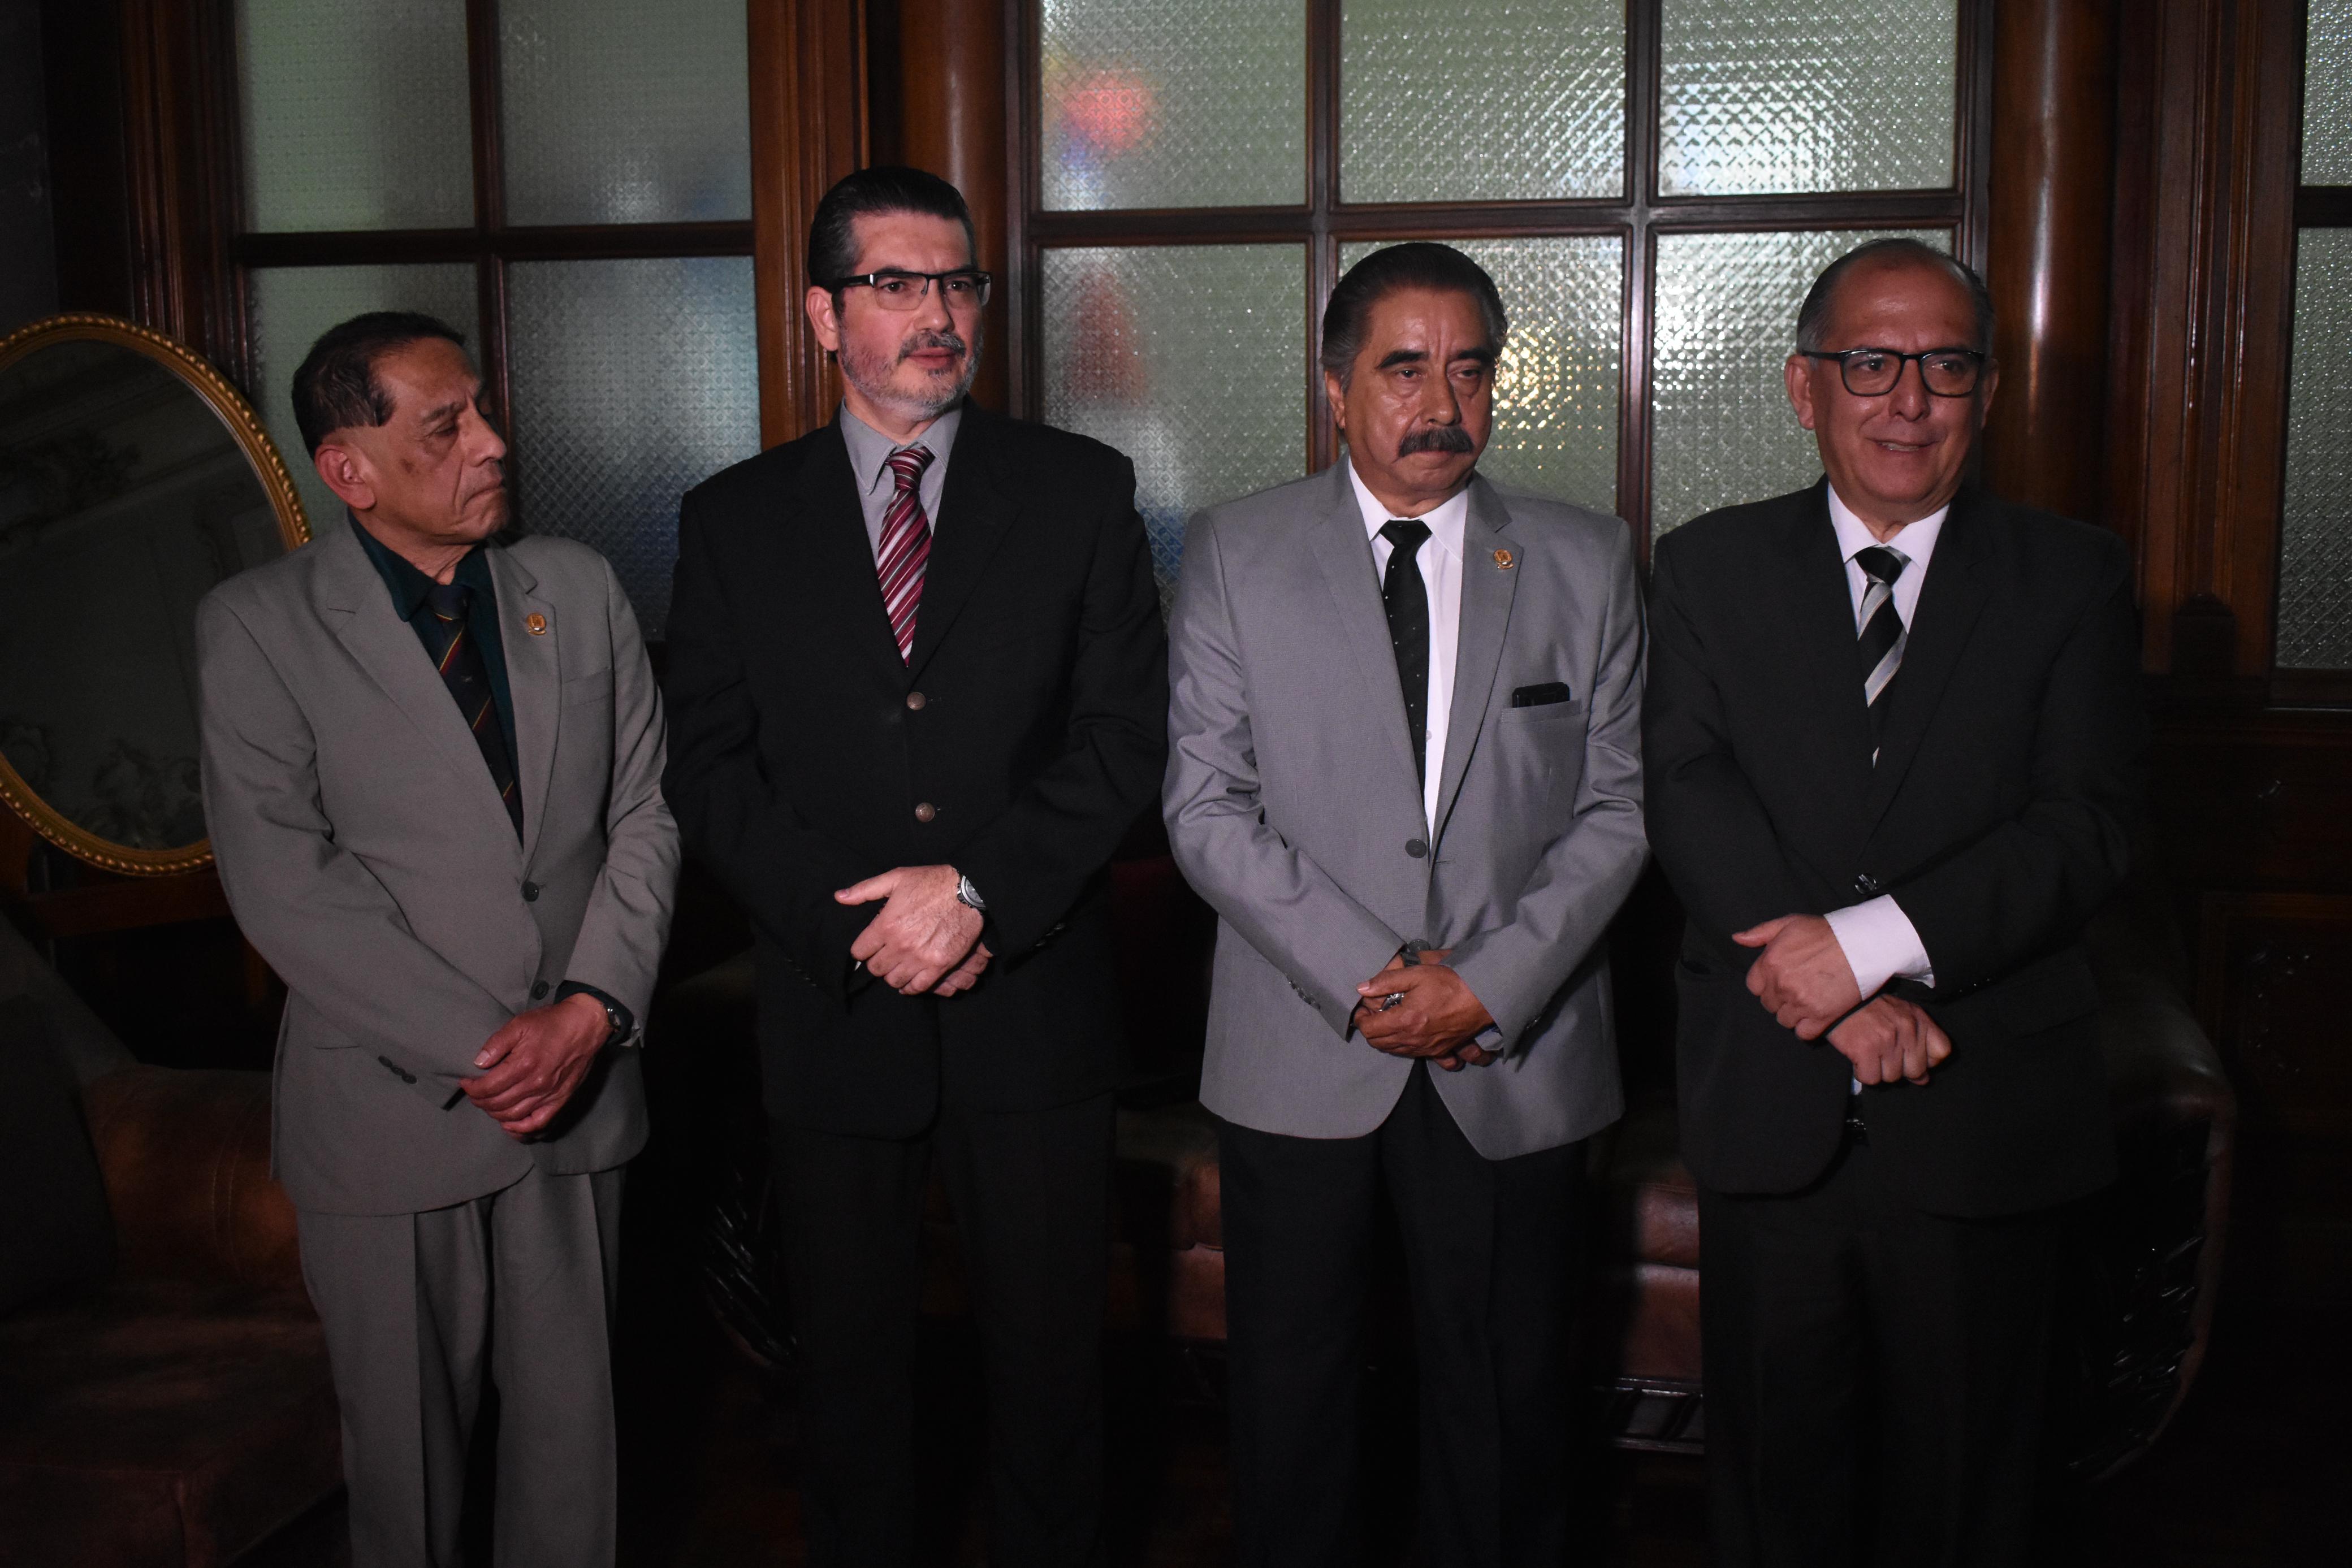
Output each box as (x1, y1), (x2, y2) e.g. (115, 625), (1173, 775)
(38, 0), (135, 318)
(897, 0), (1009, 412)
(2149, 711), (2352, 893)
(2295, 187), (2352, 226)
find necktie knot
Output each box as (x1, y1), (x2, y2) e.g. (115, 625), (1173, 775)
(884, 444), (934, 496)
(1381, 518), (1432, 556)
(425, 580), (472, 622)
(1855, 544), (1908, 587)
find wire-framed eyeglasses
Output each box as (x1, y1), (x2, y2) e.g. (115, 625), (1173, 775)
(1797, 346), (1987, 398)
(824, 269), (993, 311)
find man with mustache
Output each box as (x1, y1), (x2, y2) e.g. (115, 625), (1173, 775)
(197, 313), (678, 1566)
(664, 167), (1166, 1566)
(1164, 243), (1648, 1565)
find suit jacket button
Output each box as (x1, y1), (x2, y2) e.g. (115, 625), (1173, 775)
(531, 979), (550, 1000)
(1406, 838), (1428, 859)
(906, 691), (927, 711)
(914, 802), (937, 823)
(521, 880), (540, 902)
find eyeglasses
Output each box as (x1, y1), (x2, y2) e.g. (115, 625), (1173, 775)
(825, 269), (993, 311)
(1797, 346), (1987, 398)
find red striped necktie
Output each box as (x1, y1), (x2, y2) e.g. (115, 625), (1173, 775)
(877, 445), (936, 663)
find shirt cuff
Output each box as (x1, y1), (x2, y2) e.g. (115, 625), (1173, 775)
(1822, 896), (1935, 998)
(555, 981), (635, 1045)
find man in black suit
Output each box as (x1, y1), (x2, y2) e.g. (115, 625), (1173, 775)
(1644, 239), (2146, 1565)
(663, 166), (1166, 1567)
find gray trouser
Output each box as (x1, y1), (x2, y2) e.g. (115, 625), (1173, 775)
(297, 1163), (625, 1568)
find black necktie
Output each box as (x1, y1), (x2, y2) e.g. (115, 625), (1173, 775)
(1381, 519), (1433, 782)
(420, 580), (523, 839)
(1855, 544), (1909, 762)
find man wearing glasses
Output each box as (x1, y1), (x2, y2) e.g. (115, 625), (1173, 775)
(1644, 239), (2147, 1563)
(664, 167), (1166, 1567)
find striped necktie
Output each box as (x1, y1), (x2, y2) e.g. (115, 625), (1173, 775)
(876, 445), (935, 663)
(1855, 544), (1909, 763)
(420, 579), (523, 838)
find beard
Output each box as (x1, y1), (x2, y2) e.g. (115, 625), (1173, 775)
(839, 326), (981, 422)
(1398, 423), (1477, 458)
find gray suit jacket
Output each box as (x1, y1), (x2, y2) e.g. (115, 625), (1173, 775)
(197, 525), (678, 1215)
(1164, 463), (1648, 1160)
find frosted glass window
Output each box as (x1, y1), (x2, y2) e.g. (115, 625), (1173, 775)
(247, 265), (482, 532)
(504, 258), (758, 637)
(1340, 238), (1622, 514)
(1658, 0), (1956, 196)
(500, 0), (751, 226)
(2307, 1), (2352, 185)
(236, 0), (473, 232)
(1041, 245), (1307, 603)
(2279, 230), (2352, 668)
(1341, 0), (1624, 203)
(1650, 229), (1944, 539)
(1041, 0), (1304, 211)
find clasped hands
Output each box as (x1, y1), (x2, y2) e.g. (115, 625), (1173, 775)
(1735, 913), (1951, 1086)
(464, 991), (613, 1141)
(1350, 950), (1497, 1073)
(835, 864), (991, 997)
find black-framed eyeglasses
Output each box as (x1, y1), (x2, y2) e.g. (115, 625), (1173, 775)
(1797, 346), (1987, 398)
(824, 268), (993, 311)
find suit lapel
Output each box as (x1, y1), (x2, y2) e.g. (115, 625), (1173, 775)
(1862, 489), (1993, 828)
(486, 546), (556, 865)
(1430, 477), (1517, 842)
(908, 409), (1019, 678)
(313, 526), (522, 857)
(1771, 484), (1877, 856)
(1310, 462), (1425, 793)
(798, 424), (911, 683)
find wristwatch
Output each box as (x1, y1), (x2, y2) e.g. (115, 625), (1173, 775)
(589, 994), (633, 1046)
(953, 872), (987, 912)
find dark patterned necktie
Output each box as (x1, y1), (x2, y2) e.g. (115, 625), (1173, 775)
(421, 580), (522, 838)
(1856, 544), (1909, 763)
(1381, 519), (1433, 782)
(877, 445), (936, 662)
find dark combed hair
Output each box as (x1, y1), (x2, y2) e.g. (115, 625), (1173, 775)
(289, 311), (468, 456)
(1795, 237), (1995, 354)
(1320, 242), (1510, 386)
(807, 166), (978, 295)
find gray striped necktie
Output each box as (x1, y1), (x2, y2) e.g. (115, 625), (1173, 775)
(1855, 544), (1909, 763)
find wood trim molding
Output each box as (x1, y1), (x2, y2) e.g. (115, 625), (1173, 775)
(115, 0), (237, 361)
(897, 0), (1008, 412)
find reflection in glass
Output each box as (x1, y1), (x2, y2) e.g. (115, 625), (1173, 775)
(248, 265), (483, 534)
(0, 343), (288, 849)
(1658, 0), (1955, 196)
(2278, 229), (2352, 669)
(1041, 245), (1307, 605)
(1041, 0), (1304, 211)
(1342, 0), (1624, 203)
(504, 257), (760, 638)
(1651, 229), (1944, 540)
(2306, 0), (2352, 185)
(236, 0), (474, 231)
(1341, 237), (1622, 516)
(500, 0), (752, 226)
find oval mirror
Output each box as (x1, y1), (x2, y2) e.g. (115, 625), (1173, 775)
(0, 314), (310, 877)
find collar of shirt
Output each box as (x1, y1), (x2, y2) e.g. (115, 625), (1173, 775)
(840, 400), (963, 503)
(1345, 458), (1471, 567)
(348, 512), (494, 621)
(1826, 483), (1948, 628)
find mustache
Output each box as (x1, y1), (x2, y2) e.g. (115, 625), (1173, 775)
(899, 330), (969, 365)
(1398, 424), (1476, 458)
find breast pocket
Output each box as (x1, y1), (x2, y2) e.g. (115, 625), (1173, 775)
(1490, 698), (1588, 812)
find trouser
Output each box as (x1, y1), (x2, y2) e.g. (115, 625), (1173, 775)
(771, 1090), (1116, 1568)
(1216, 1062), (1588, 1568)
(296, 1162), (626, 1568)
(1699, 1130), (2064, 1567)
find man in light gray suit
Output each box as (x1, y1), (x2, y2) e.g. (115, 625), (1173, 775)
(197, 313), (677, 1568)
(1165, 244), (1647, 1567)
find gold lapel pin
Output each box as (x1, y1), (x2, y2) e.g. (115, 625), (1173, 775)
(1493, 548), (1515, 571)
(524, 613), (548, 635)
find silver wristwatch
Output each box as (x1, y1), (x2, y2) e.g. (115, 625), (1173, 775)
(953, 872), (987, 912)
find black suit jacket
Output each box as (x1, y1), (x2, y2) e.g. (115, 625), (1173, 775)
(1644, 480), (2147, 1217)
(663, 406), (1169, 1137)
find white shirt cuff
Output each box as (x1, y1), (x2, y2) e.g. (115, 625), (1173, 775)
(1823, 895), (1935, 998)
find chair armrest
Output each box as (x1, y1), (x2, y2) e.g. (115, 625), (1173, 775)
(79, 1065), (306, 1300)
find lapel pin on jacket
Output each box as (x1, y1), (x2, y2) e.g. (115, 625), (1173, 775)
(524, 612), (548, 635)
(1493, 548), (1514, 571)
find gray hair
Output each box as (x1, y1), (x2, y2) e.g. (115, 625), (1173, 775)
(1794, 238), (1995, 354)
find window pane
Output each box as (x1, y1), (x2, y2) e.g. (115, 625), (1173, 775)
(1651, 229), (1944, 540)
(236, 0), (473, 232)
(2307, 0), (2352, 185)
(1341, 0), (1624, 203)
(1340, 237), (1622, 514)
(1041, 0), (1305, 211)
(500, 0), (751, 226)
(247, 264), (482, 531)
(2280, 229), (2352, 669)
(504, 258), (759, 636)
(1041, 245), (1307, 604)
(1658, 0), (1955, 196)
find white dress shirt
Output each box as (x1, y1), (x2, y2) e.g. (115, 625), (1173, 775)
(1347, 460), (1470, 833)
(1821, 484), (1943, 997)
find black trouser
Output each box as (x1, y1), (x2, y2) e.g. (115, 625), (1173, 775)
(770, 1090), (1115, 1568)
(1216, 1063), (1587, 1568)
(1698, 1131), (2063, 1568)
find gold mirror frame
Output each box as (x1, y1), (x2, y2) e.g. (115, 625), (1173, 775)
(0, 314), (312, 877)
